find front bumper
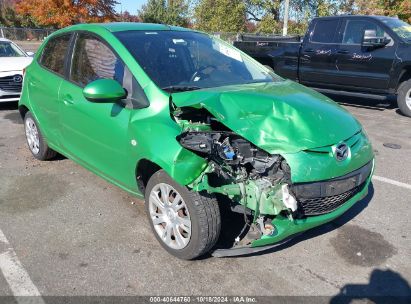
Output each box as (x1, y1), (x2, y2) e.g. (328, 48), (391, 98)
(212, 159), (374, 257)
(0, 92), (20, 102)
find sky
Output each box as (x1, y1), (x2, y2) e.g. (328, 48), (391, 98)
(115, 0), (147, 14)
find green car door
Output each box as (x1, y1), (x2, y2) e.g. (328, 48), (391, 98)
(27, 34), (72, 143)
(59, 32), (135, 189)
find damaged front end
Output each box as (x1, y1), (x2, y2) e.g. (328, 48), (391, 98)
(172, 104), (374, 257)
(178, 130), (296, 215)
(173, 106), (302, 250)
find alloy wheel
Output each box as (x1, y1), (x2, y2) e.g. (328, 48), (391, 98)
(406, 88), (411, 110)
(25, 117), (40, 155)
(148, 183), (191, 250)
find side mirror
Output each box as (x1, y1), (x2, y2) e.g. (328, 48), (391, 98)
(83, 79), (126, 103)
(26, 51), (35, 57)
(362, 29), (390, 49)
(363, 29), (377, 42)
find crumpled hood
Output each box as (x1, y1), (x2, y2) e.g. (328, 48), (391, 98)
(0, 57), (32, 74)
(172, 80), (361, 154)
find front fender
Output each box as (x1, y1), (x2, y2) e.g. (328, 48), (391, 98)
(128, 97), (207, 186)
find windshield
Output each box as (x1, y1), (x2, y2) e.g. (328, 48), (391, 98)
(380, 18), (411, 41)
(0, 42), (25, 57)
(115, 30), (280, 92)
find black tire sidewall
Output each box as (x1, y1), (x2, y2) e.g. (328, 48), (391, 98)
(397, 79), (411, 117)
(144, 170), (211, 260)
(24, 112), (49, 160)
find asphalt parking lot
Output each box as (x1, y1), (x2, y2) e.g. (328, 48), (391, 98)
(0, 95), (410, 302)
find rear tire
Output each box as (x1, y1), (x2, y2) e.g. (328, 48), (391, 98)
(145, 170), (221, 260)
(24, 112), (57, 160)
(397, 79), (411, 117)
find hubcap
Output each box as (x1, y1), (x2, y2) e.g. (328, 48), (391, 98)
(406, 88), (411, 110)
(25, 118), (40, 155)
(148, 183), (191, 250)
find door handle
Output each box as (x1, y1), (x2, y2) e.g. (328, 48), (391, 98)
(304, 48), (315, 53)
(63, 95), (74, 105)
(337, 49), (349, 54)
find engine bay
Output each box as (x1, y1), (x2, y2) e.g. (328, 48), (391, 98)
(172, 105), (297, 247)
(174, 107), (291, 185)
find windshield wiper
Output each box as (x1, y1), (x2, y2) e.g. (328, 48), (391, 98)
(161, 85), (202, 93)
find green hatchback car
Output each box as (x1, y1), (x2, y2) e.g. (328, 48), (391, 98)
(19, 23), (374, 259)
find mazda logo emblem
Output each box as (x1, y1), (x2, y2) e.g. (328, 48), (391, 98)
(13, 75), (22, 83)
(335, 143), (349, 161)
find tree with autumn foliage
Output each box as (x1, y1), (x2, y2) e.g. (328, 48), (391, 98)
(15, 0), (119, 28)
(339, 0), (409, 20)
(117, 11), (141, 22)
(0, 0), (36, 26)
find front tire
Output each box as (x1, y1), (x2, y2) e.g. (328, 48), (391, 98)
(397, 79), (411, 117)
(145, 170), (221, 260)
(24, 112), (57, 160)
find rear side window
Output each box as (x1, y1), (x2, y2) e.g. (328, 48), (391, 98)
(39, 34), (71, 75)
(311, 19), (340, 43)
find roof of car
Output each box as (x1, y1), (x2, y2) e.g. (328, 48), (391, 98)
(60, 22), (193, 33)
(0, 38), (11, 42)
(313, 15), (400, 21)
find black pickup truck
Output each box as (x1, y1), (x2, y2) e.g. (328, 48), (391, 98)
(234, 15), (411, 117)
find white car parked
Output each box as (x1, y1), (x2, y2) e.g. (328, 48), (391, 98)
(0, 38), (33, 102)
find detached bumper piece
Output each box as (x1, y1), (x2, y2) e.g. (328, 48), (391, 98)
(212, 233), (302, 258)
(292, 161), (373, 216)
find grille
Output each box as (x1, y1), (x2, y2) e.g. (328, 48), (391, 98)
(298, 183), (365, 216)
(0, 75), (22, 93)
(292, 161), (373, 217)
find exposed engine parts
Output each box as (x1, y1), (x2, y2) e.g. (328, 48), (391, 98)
(173, 106), (296, 246)
(173, 106), (290, 182)
(173, 106), (293, 203)
(178, 131), (286, 181)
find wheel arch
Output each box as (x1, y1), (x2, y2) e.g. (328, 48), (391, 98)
(134, 149), (208, 194)
(18, 105), (30, 119)
(397, 66), (411, 91)
(135, 158), (162, 194)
